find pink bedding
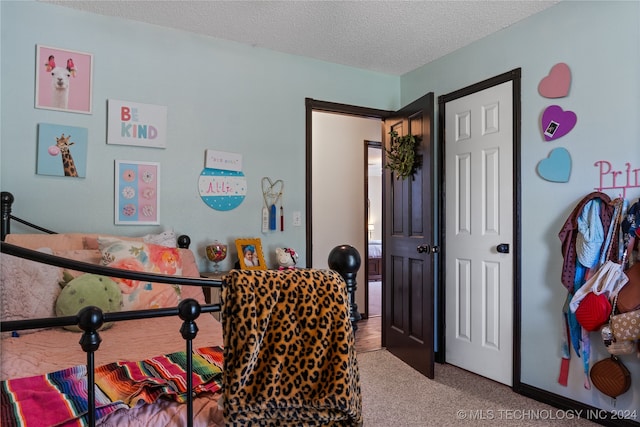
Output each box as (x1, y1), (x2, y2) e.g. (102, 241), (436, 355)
(1, 232), (226, 426)
(1, 314), (223, 380)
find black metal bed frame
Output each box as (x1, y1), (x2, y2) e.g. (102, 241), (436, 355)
(0, 191), (360, 427)
(1, 192), (225, 426)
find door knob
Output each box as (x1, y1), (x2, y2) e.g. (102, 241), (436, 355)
(417, 244), (439, 254)
(496, 243), (510, 254)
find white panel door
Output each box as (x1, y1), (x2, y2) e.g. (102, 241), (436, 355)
(444, 81), (514, 386)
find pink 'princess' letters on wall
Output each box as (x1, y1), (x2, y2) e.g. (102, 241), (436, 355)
(594, 160), (640, 198)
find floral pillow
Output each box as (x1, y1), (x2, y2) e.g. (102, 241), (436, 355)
(97, 237), (183, 311)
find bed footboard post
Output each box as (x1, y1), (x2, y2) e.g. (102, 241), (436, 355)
(178, 298), (201, 427)
(78, 306), (104, 427)
(328, 244), (362, 333)
(1, 191), (14, 241)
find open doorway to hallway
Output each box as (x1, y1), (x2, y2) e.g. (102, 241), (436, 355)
(356, 143), (383, 353)
(306, 99), (392, 354)
(309, 109), (381, 321)
(366, 143), (383, 320)
(307, 95), (436, 374)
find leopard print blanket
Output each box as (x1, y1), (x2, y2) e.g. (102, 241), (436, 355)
(222, 269), (362, 426)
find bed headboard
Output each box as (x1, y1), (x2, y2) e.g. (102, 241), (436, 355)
(1, 191), (12, 240)
(2, 190), (362, 330)
(2, 191), (57, 240)
(1, 191), (190, 248)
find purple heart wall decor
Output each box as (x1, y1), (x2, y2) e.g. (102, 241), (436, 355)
(537, 147), (572, 183)
(541, 105), (577, 141)
(538, 63), (571, 98)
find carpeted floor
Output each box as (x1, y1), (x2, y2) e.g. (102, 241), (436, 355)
(357, 349), (597, 426)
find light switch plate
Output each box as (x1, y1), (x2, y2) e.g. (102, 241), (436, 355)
(292, 211), (302, 226)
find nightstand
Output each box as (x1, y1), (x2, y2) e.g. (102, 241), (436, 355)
(199, 271), (228, 320)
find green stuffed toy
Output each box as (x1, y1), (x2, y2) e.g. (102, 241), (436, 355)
(55, 272), (123, 332)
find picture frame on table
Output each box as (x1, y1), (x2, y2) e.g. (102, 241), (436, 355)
(235, 238), (266, 270)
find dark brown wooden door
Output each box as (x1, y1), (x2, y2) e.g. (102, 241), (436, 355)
(383, 93), (435, 378)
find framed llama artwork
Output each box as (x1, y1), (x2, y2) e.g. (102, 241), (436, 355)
(114, 160), (160, 225)
(36, 123), (88, 178)
(35, 45), (93, 114)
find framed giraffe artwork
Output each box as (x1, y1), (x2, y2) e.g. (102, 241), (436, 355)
(36, 123), (88, 178)
(114, 160), (160, 225)
(35, 45), (93, 114)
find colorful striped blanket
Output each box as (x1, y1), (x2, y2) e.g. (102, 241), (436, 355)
(0, 346), (223, 427)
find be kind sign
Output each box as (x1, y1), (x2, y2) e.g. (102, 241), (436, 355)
(108, 99), (167, 148)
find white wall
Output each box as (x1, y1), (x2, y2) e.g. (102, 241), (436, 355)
(402, 0), (640, 413)
(0, 1), (398, 272)
(368, 175), (382, 241)
(312, 111), (382, 312)
(367, 146), (383, 242)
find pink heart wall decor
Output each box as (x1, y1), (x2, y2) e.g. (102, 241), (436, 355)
(538, 63), (571, 98)
(541, 105), (577, 141)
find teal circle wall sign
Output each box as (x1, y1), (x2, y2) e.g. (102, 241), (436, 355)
(198, 168), (246, 211)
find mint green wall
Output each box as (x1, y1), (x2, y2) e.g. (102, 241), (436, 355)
(0, 1), (398, 270)
(402, 0), (639, 413)
(2, 0), (639, 416)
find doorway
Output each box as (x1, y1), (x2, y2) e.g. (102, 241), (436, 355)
(306, 94), (436, 378)
(306, 103), (386, 320)
(366, 142), (383, 321)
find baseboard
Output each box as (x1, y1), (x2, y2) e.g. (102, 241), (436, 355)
(516, 383), (639, 427)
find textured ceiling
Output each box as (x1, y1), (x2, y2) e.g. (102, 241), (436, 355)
(43, 0), (560, 75)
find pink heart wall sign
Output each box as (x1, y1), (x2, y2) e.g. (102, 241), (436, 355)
(541, 105), (577, 141)
(538, 63), (571, 98)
